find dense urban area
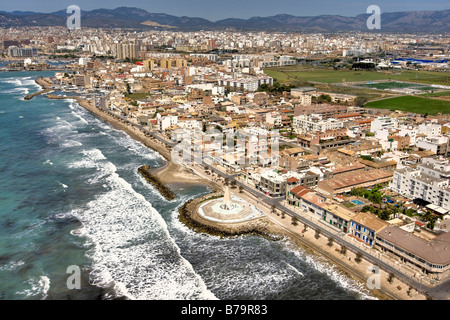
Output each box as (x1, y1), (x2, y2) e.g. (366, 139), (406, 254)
(2, 25), (450, 299)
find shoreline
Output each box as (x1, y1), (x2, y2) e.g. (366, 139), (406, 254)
(178, 186), (405, 300)
(73, 96), (208, 186)
(33, 77), (426, 300)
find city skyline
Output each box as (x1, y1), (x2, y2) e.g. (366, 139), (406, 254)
(2, 0), (450, 21)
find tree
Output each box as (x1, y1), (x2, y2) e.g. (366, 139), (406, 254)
(354, 96), (368, 107)
(327, 237), (334, 247)
(317, 94), (332, 104)
(281, 212), (286, 219)
(314, 229), (321, 239)
(271, 204), (276, 214)
(355, 252), (363, 263)
(292, 217), (299, 226)
(238, 186), (244, 193)
(388, 272), (395, 284)
(340, 245), (347, 255)
(422, 210), (438, 230)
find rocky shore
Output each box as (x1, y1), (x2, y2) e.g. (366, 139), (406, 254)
(33, 77), (426, 301)
(137, 165), (177, 201)
(178, 191), (284, 241)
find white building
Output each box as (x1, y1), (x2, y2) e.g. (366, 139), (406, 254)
(370, 117), (398, 133)
(390, 158), (450, 211)
(418, 123), (442, 137)
(218, 76), (273, 92)
(157, 114), (178, 131)
(416, 136), (449, 155)
(293, 114), (344, 133)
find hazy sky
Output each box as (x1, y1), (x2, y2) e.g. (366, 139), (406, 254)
(3, 0), (450, 21)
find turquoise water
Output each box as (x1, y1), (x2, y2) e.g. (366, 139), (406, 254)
(351, 200), (365, 205)
(0, 72), (374, 300)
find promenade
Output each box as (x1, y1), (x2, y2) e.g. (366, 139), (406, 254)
(46, 84), (447, 300)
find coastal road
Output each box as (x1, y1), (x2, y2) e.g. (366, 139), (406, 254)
(211, 172), (444, 299)
(93, 95), (446, 299)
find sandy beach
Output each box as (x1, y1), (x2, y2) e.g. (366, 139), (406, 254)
(74, 97), (207, 186)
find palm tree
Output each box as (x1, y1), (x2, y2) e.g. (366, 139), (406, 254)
(281, 212), (286, 219)
(271, 205), (276, 214)
(388, 272), (395, 284)
(340, 245), (347, 255)
(327, 237), (334, 247)
(355, 251), (363, 263)
(238, 186), (244, 193)
(292, 217), (298, 226)
(314, 229), (321, 239)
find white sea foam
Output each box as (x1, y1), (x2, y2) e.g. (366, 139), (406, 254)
(2, 79), (22, 86)
(17, 275), (51, 300)
(71, 111), (89, 124)
(288, 244), (377, 300)
(57, 181), (68, 189)
(0, 260), (25, 272)
(61, 140), (83, 148)
(67, 148), (216, 300)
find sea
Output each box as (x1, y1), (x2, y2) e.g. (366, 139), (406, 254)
(0, 71), (376, 300)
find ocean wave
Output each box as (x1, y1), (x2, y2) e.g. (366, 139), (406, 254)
(0, 87), (29, 94)
(0, 260), (25, 272)
(67, 148), (215, 300)
(57, 180), (68, 190)
(61, 140), (83, 148)
(16, 275), (50, 300)
(71, 111), (89, 125)
(288, 243), (377, 300)
(1, 79), (23, 86)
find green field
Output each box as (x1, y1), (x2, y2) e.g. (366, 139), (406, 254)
(365, 96), (450, 115)
(357, 81), (440, 92)
(264, 67), (450, 86)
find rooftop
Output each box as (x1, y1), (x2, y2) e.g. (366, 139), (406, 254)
(352, 212), (389, 232)
(377, 226), (450, 266)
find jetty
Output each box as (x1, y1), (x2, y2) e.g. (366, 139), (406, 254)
(137, 165), (177, 201)
(24, 77), (54, 100)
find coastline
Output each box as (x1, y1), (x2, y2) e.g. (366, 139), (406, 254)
(177, 181), (421, 300)
(73, 96), (207, 186)
(33, 77), (426, 300)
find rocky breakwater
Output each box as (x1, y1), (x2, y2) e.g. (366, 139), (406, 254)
(178, 191), (283, 240)
(137, 165), (177, 201)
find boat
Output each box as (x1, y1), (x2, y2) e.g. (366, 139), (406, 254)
(24, 95), (31, 100)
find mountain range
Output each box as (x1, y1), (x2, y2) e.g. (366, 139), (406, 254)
(0, 6), (449, 32)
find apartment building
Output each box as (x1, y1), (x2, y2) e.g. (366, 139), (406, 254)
(293, 114), (344, 133)
(390, 158), (450, 211)
(218, 76), (273, 92)
(370, 117), (399, 133)
(416, 136), (449, 156)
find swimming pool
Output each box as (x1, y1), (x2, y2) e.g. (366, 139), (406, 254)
(350, 199), (365, 205)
